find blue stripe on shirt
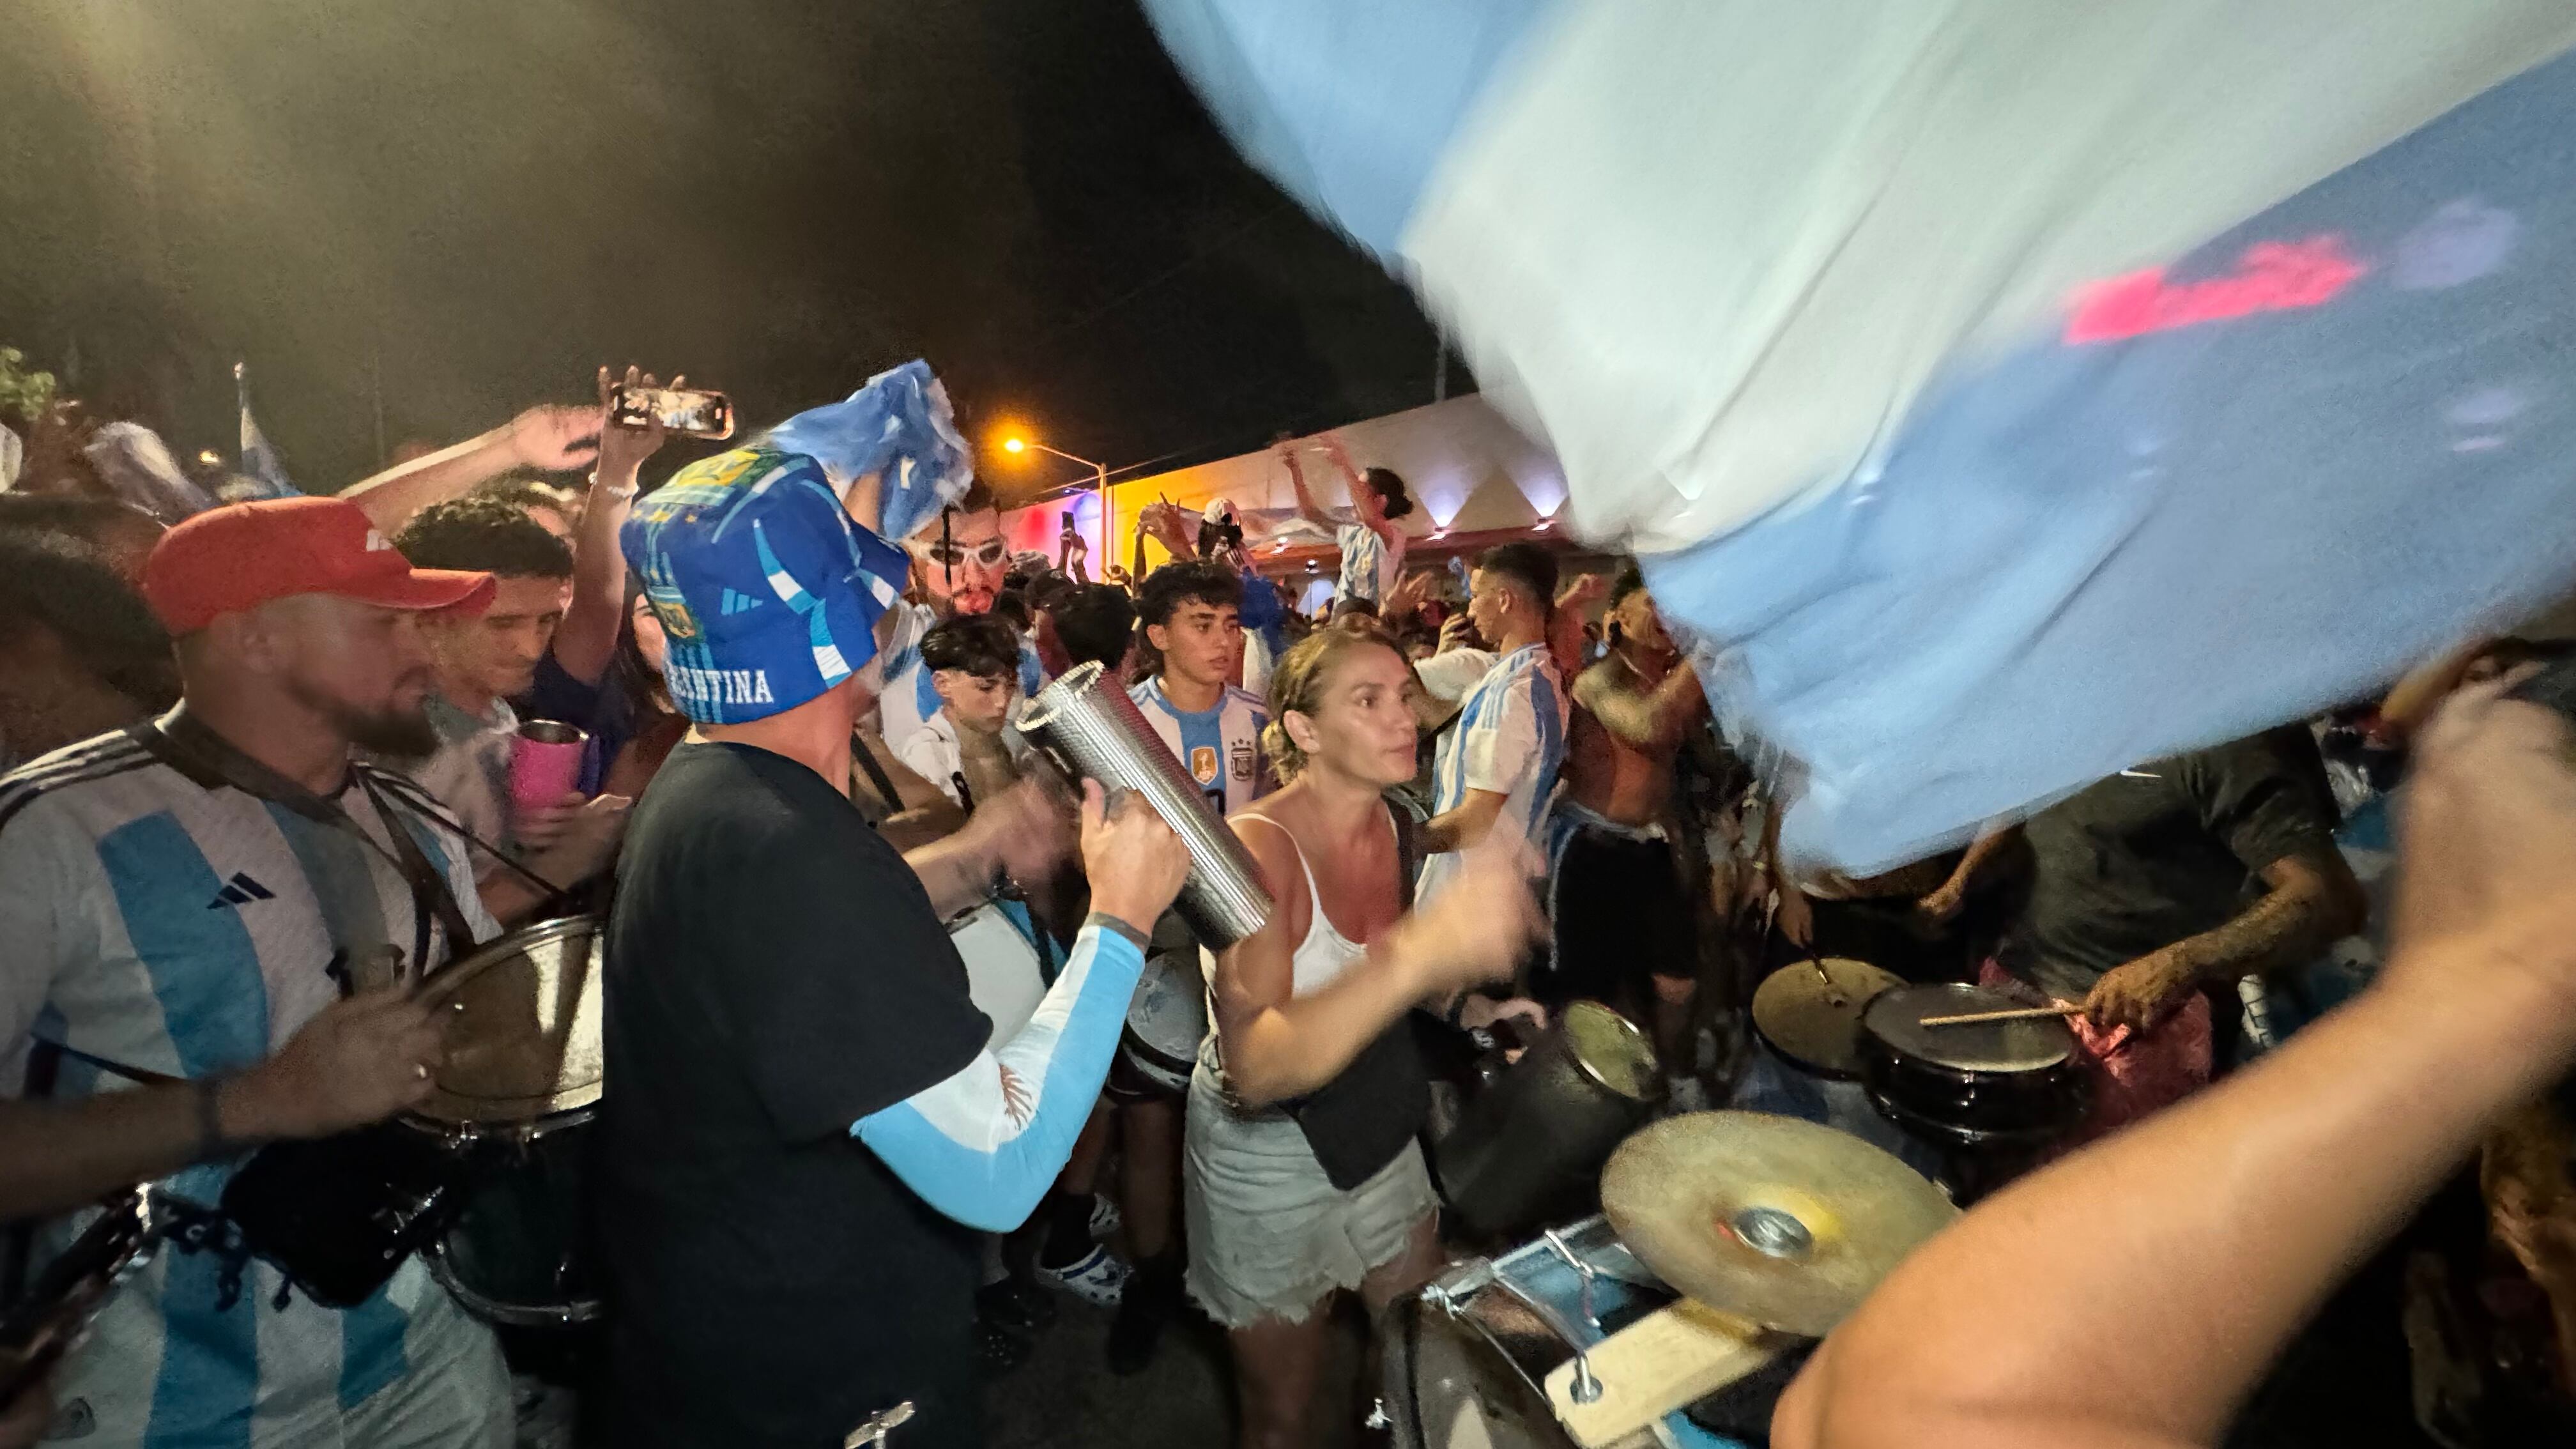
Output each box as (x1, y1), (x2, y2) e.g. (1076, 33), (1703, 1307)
(337, 1289), (411, 1409)
(96, 813), (270, 1077)
(146, 1245), (260, 1449)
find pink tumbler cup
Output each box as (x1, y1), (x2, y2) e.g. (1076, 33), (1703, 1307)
(507, 719), (588, 817)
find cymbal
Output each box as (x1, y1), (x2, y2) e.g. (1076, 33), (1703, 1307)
(1601, 1111), (1958, 1337)
(1751, 957), (1904, 1077)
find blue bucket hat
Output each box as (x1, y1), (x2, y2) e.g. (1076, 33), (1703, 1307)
(622, 447), (910, 724)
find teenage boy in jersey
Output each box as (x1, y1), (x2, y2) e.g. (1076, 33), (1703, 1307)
(1412, 543), (1570, 903)
(0, 496), (510, 1448)
(1080, 559), (1271, 1367)
(601, 446), (1190, 1448)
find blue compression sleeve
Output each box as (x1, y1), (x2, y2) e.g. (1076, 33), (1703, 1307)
(852, 915), (1147, 1232)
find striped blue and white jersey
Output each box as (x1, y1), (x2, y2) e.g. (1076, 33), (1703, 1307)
(874, 600), (1050, 761)
(1129, 676), (1270, 816)
(0, 733), (507, 1449)
(1334, 522), (1402, 606)
(1415, 643), (1568, 903)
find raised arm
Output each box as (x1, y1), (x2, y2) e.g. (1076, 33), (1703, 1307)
(852, 786), (1187, 1231)
(1575, 656), (1705, 753)
(1776, 690), (2576, 1449)
(1209, 816), (1534, 1107)
(549, 367), (668, 687)
(1278, 443), (1337, 530)
(341, 402), (601, 535)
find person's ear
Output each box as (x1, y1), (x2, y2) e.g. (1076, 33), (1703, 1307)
(1284, 708), (1324, 758)
(1146, 622), (1171, 654)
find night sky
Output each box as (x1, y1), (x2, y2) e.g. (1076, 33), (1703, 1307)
(0, 1), (1452, 496)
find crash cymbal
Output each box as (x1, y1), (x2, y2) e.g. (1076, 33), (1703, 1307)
(1601, 1111), (1958, 1337)
(1751, 957), (1903, 1077)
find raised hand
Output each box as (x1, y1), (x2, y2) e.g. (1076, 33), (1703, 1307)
(507, 402), (603, 473)
(595, 365), (671, 483)
(1078, 781), (1192, 931)
(1391, 838), (1542, 999)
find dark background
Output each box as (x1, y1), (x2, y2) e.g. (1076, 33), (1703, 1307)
(0, 1), (1453, 494)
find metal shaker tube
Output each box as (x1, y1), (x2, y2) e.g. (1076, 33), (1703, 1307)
(1019, 661), (1275, 947)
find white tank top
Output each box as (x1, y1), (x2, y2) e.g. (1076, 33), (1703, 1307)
(1237, 813), (1386, 995)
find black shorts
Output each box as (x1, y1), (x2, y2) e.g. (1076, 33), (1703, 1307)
(1544, 824), (1695, 1011)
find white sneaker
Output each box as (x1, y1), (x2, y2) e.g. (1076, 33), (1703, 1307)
(1038, 1244), (1129, 1307)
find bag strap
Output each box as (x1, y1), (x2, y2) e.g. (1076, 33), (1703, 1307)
(126, 710), (489, 981)
(848, 728), (905, 827)
(1387, 792), (1422, 911)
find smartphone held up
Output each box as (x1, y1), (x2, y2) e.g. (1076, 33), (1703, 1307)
(609, 383), (735, 440)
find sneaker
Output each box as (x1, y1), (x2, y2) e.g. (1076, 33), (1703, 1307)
(977, 1277), (1058, 1335)
(973, 1313), (1033, 1379)
(1036, 1243), (1128, 1307)
(1088, 1193), (1123, 1241)
(1106, 1261), (1181, 1375)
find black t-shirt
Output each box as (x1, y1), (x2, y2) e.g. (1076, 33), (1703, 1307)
(2003, 731), (2338, 1002)
(597, 742), (992, 1449)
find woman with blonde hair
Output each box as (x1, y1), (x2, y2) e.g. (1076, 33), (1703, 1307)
(1186, 624), (1544, 1448)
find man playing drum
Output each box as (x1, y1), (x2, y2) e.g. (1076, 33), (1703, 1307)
(0, 498), (515, 1447)
(598, 447), (1190, 1448)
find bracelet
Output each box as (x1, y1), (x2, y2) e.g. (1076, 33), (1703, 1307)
(194, 1077), (231, 1160)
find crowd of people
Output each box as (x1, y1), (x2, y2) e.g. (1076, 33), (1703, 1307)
(0, 354), (2572, 1449)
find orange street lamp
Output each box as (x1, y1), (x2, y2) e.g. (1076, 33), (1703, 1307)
(995, 433), (1111, 560)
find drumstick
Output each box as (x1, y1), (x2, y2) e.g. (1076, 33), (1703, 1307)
(1806, 952), (1848, 1009)
(1918, 1004), (2084, 1028)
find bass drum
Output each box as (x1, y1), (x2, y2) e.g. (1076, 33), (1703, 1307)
(409, 916), (606, 1328)
(949, 898), (1054, 1043)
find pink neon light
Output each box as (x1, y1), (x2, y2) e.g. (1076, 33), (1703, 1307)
(2065, 235), (2366, 344)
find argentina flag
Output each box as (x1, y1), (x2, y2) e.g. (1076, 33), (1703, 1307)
(233, 361), (295, 499)
(1143, 0), (2576, 871)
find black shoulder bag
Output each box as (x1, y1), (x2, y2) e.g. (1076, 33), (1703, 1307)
(127, 710), (553, 1308)
(1279, 795), (1433, 1192)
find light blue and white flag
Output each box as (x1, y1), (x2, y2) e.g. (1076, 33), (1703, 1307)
(233, 361), (295, 499)
(1144, 0), (2576, 871)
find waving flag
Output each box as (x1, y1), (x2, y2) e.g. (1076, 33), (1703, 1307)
(234, 362), (294, 499)
(1144, 0), (2576, 870)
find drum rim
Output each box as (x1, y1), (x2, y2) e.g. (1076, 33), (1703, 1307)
(423, 1238), (602, 1327)
(413, 914), (606, 1126)
(1860, 982), (2074, 1072)
(1557, 1000), (1663, 1103)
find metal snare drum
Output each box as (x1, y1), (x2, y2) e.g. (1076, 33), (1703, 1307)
(1858, 983), (2087, 1151)
(408, 916), (606, 1327)
(1384, 1217), (1754, 1449)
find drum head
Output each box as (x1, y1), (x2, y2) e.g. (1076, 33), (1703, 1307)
(1862, 983), (2074, 1073)
(417, 917), (604, 1126)
(1384, 1297), (1577, 1449)
(1752, 958), (1904, 1077)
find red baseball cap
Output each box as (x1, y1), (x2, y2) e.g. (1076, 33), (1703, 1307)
(142, 496), (496, 634)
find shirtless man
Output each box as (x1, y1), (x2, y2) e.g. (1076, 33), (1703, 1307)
(1544, 566), (1708, 1071)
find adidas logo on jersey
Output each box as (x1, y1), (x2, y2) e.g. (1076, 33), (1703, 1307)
(720, 588), (765, 616)
(205, 872), (275, 910)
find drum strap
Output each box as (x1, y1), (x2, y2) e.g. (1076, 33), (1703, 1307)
(848, 729), (905, 828)
(125, 710), (491, 981)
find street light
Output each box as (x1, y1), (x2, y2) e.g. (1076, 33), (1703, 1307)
(996, 432), (1112, 562)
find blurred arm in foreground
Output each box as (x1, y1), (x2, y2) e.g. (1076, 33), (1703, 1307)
(1775, 683), (2576, 1449)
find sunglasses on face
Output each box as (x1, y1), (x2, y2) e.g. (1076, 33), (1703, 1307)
(920, 539), (1009, 569)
